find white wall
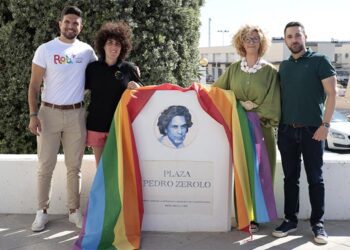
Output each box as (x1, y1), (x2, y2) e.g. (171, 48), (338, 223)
(336, 43), (350, 68)
(0, 153), (349, 220)
(0, 154), (96, 215)
(318, 42), (336, 62)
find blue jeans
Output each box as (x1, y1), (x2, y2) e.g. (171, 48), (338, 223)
(277, 124), (325, 226)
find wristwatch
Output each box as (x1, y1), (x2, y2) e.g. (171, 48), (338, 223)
(322, 122), (330, 128)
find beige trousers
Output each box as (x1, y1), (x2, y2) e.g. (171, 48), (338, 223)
(36, 105), (86, 210)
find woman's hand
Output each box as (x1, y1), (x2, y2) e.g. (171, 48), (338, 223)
(127, 81), (140, 89)
(240, 100), (258, 111)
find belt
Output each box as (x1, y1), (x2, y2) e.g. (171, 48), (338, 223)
(290, 123), (305, 128)
(42, 101), (83, 110)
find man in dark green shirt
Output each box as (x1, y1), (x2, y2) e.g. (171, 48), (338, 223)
(272, 22), (337, 245)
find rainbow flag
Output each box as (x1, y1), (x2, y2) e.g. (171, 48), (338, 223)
(73, 83), (277, 250)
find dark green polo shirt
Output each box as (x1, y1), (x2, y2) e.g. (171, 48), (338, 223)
(279, 49), (336, 126)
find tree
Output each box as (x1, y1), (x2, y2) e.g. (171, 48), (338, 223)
(0, 0), (203, 153)
(122, 0), (203, 86)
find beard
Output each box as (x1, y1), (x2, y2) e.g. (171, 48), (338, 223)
(61, 29), (78, 40)
(288, 42), (305, 54)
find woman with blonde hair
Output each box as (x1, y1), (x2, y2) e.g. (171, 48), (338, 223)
(213, 24), (280, 232)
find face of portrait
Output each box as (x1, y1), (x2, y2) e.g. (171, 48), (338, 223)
(59, 14), (83, 42)
(284, 26), (306, 55)
(165, 115), (188, 147)
(104, 39), (121, 62)
(243, 31), (260, 55)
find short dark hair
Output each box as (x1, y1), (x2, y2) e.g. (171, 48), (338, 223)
(284, 21), (305, 35)
(60, 6), (82, 20)
(157, 106), (193, 135)
(95, 21), (132, 61)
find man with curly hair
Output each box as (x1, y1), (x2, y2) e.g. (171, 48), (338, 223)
(85, 21), (142, 165)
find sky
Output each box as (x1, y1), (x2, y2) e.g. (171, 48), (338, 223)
(199, 0), (350, 47)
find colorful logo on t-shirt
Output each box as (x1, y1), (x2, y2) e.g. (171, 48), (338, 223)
(53, 54), (82, 64)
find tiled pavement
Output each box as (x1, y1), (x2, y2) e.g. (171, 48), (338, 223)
(1, 214), (350, 249)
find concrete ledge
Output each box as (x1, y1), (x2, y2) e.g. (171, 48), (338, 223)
(1, 153), (349, 219)
(0, 154), (96, 214)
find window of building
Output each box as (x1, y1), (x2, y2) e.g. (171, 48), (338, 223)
(213, 53), (222, 62)
(226, 53), (235, 62)
(218, 68), (223, 77)
(335, 53), (341, 62)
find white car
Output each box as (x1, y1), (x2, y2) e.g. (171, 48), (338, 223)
(326, 111), (350, 150)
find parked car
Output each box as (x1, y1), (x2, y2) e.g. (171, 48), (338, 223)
(336, 70), (349, 87)
(337, 86), (346, 97)
(338, 79), (348, 87)
(326, 111), (350, 150)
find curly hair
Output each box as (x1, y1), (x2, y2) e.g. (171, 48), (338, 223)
(157, 106), (193, 135)
(232, 24), (270, 57)
(94, 21), (132, 61)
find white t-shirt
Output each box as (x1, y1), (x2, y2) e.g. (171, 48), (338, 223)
(33, 37), (97, 105)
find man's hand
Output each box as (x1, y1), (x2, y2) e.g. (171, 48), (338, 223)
(28, 63), (45, 136)
(28, 116), (41, 136)
(312, 126), (329, 141)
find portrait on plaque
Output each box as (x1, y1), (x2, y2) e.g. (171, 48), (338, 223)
(156, 105), (195, 149)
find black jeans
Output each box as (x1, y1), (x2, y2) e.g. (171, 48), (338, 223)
(277, 124), (325, 226)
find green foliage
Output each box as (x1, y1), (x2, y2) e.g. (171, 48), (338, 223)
(0, 0), (203, 153)
(126, 0), (203, 86)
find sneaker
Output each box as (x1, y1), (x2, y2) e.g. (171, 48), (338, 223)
(272, 219), (297, 238)
(250, 221), (260, 233)
(31, 210), (49, 232)
(312, 223), (328, 245)
(69, 209), (83, 229)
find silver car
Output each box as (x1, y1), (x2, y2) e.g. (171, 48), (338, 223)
(326, 111), (350, 150)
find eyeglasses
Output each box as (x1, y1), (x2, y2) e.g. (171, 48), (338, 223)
(243, 36), (260, 44)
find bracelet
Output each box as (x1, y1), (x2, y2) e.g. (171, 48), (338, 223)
(29, 113), (38, 117)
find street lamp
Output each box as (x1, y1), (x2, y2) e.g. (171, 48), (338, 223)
(208, 18), (212, 47)
(199, 57), (208, 67)
(199, 57), (209, 84)
(217, 29), (229, 46)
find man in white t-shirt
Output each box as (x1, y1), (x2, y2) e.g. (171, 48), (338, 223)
(28, 5), (97, 232)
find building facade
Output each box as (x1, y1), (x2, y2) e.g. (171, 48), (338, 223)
(199, 39), (350, 85)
